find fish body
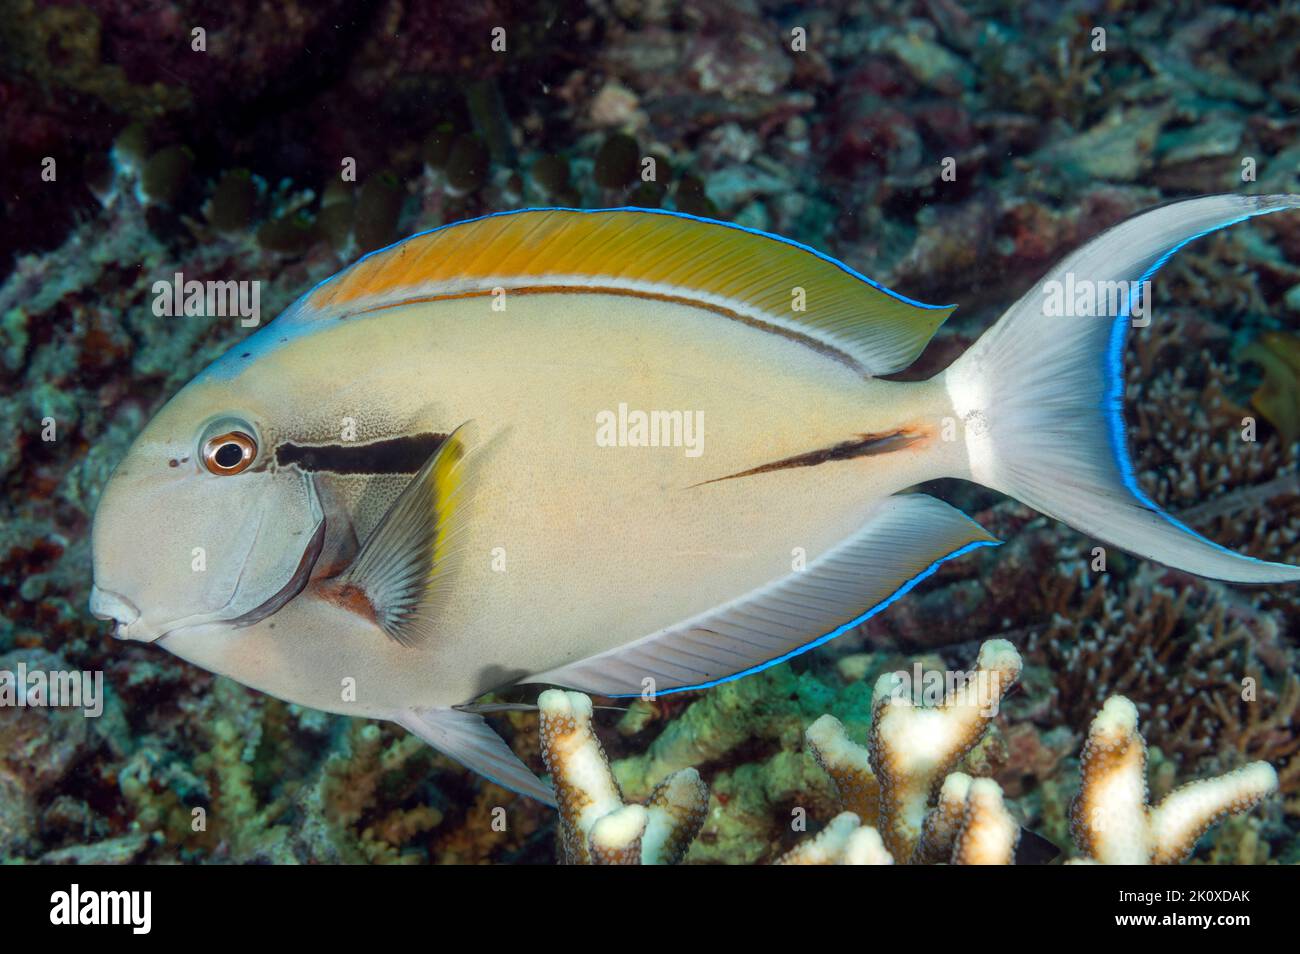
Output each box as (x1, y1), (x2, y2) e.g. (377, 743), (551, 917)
(91, 198), (1300, 803)
(156, 291), (957, 714)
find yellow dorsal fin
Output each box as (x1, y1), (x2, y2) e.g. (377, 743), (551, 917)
(295, 208), (954, 375)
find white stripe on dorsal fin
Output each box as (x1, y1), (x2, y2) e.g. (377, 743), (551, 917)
(286, 208), (954, 376)
(399, 707), (556, 807)
(529, 494), (999, 697)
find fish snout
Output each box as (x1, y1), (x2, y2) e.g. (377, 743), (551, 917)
(89, 585), (143, 638)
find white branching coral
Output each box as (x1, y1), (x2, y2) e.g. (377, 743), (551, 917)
(807, 638), (1023, 864)
(536, 651), (1277, 865)
(776, 776), (1018, 866)
(913, 773), (1020, 865)
(1069, 695), (1278, 864)
(805, 711), (880, 826)
(953, 777), (1020, 865)
(538, 689), (708, 865)
(872, 639), (1023, 859)
(775, 812), (894, 865)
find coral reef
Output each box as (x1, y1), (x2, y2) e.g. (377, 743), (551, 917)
(774, 812), (893, 865)
(803, 639), (1022, 865)
(806, 639), (1022, 861)
(797, 645), (1276, 865)
(1069, 696), (1278, 865)
(1, 0), (1298, 865)
(539, 690), (708, 865)
(774, 776), (1018, 866)
(918, 774), (1018, 865)
(1026, 571), (1300, 811)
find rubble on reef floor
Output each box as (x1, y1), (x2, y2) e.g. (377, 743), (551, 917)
(1, 0), (1299, 864)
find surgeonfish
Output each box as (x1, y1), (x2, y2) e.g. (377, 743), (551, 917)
(89, 195), (1300, 805)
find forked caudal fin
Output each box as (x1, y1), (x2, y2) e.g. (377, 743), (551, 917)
(944, 194), (1300, 584)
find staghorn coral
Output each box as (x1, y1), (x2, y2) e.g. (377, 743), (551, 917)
(1206, 673), (1300, 817)
(800, 645), (1279, 865)
(869, 639), (1021, 859)
(917, 773), (1019, 865)
(539, 689), (708, 865)
(775, 774), (1017, 866)
(1069, 696), (1278, 864)
(111, 676), (471, 865)
(804, 705), (880, 827)
(289, 719), (441, 864)
(1124, 312), (1300, 596)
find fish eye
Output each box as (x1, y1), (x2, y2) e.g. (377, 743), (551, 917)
(202, 431), (257, 475)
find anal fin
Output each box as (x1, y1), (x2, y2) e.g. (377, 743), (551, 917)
(530, 493), (999, 697)
(400, 706), (557, 807)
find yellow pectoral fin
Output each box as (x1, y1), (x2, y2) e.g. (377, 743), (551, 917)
(328, 423), (475, 646)
(296, 208), (953, 376)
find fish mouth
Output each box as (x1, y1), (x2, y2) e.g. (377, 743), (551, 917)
(96, 472), (328, 644)
(89, 585), (141, 634)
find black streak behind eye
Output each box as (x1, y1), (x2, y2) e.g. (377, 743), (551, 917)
(275, 433), (447, 475)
